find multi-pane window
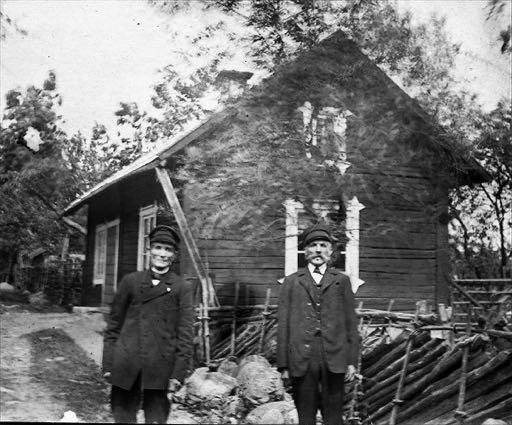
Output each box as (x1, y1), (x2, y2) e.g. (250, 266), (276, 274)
(138, 204), (157, 271)
(93, 226), (107, 284)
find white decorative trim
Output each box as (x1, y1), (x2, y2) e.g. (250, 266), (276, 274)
(137, 203), (157, 271)
(345, 197), (365, 293)
(283, 196), (365, 293)
(284, 199), (301, 276)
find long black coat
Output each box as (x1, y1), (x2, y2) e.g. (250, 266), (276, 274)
(102, 270), (194, 390)
(277, 267), (359, 377)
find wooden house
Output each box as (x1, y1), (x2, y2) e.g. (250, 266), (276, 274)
(63, 31), (488, 311)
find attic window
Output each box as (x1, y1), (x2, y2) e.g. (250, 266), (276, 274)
(297, 102), (353, 174)
(284, 197), (365, 293)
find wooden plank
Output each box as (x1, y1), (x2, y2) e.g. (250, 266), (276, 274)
(360, 247), (436, 259)
(198, 239), (282, 255)
(205, 256), (284, 268)
(155, 166), (218, 307)
(354, 297), (424, 311)
(359, 259), (436, 274)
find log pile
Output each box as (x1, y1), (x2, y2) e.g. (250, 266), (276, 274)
(199, 298), (512, 424)
(346, 320), (512, 424)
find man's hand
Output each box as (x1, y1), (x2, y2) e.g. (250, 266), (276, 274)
(345, 365), (356, 382)
(168, 378), (181, 392)
(103, 372), (112, 384)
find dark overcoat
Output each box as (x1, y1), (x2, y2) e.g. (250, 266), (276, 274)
(102, 270), (194, 390)
(277, 267), (359, 377)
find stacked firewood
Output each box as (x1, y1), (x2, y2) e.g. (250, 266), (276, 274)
(346, 323), (512, 424)
(210, 308), (277, 360)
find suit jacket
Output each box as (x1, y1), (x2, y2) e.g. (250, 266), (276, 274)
(102, 270), (194, 390)
(277, 267), (359, 377)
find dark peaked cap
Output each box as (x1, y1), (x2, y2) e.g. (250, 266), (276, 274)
(149, 225), (180, 248)
(301, 223), (333, 248)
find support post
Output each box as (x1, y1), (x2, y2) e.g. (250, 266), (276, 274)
(389, 304), (420, 425)
(258, 287), (272, 354)
(455, 305), (472, 425)
(348, 301), (364, 425)
(155, 165), (218, 307)
(230, 282), (240, 356)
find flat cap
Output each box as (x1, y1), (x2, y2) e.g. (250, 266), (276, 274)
(149, 225), (180, 248)
(301, 223), (333, 248)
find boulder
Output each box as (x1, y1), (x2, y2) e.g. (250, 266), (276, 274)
(224, 394), (243, 418)
(481, 420), (508, 425)
(168, 408), (197, 424)
(185, 367), (237, 408)
(0, 282), (15, 292)
(283, 407), (299, 424)
(237, 359), (285, 407)
(217, 358), (239, 377)
(246, 401), (296, 424)
(239, 354), (271, 369)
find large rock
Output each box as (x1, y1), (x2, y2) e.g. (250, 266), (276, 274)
(217, 358), (239, 377)
(481, 420), (508, 425)
(185, 367), (238, 408)
(239, 354), (271, 369)
(246, 401), (297, 424)
(237, 356), (285, 407)
(0, 282), (15, 292)
(168, 408), (197, 424)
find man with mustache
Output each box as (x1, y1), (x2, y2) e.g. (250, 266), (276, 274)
(277, 223), (359, 425)
(102, 225), (194, 423)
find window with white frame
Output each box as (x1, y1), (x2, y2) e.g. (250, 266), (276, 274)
(93, 226), (107, 284)
(137, 204), (157, 271)
(284, 197), (365, 293)
(93, 219), (120, 286)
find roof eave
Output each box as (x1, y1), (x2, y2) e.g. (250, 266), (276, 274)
(62, 107), (237, 216)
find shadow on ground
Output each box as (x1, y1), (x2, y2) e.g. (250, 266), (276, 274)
(25, 328), (112, 423)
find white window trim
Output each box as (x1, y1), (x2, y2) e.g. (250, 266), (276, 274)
(137, 203), (157, 271)
(93, 218), (120, 292)
(284, 197), (365, 293)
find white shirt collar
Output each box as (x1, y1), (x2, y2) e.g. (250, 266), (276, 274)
(307, 263), (327, 275)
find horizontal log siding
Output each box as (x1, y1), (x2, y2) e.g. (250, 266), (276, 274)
(189, 238), (285, 305)
(356, 171), (438, 311)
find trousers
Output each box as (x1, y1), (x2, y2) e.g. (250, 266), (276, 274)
(291, 336), (345, 425)
(111, 373), (170, 423)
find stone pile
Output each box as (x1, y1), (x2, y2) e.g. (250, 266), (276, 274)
(172, 354), (295, 424)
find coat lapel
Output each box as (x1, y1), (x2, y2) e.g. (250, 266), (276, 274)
(297, 268), (317, 303)
(321, 268), (337, 293)
(141, 271), (175, 303)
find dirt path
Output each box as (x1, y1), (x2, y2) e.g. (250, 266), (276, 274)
(0, 305), (110, 422)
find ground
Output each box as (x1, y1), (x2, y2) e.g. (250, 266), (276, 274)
(0, 301), (112, 422)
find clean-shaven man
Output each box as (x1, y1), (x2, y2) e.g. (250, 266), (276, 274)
(102, 225), (194, 423)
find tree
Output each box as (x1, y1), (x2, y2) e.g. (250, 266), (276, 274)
(450, 102), (512, 278)
(0, 72), (105, 281)
(487, 0), (511, 54)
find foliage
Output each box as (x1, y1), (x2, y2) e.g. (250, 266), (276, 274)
(0, 73), (104, 264)
(487, 0), (511, 54)
(0, 7), (27, 40)
(449, 102), (512, 278)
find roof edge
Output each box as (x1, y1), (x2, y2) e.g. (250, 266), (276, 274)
(62, 107), (237, 216)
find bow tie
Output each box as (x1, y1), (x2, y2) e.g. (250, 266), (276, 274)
(313, 266), (323, 275)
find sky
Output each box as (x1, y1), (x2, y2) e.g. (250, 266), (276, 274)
(0, 0), (510, 138)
